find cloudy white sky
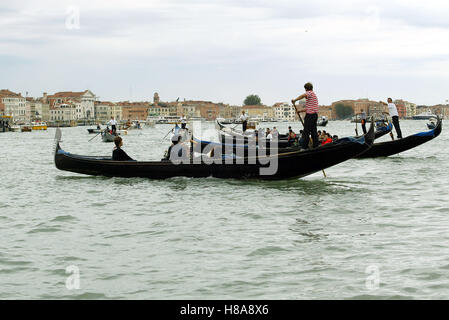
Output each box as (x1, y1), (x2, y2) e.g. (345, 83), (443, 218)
(1, 0), (449, 105)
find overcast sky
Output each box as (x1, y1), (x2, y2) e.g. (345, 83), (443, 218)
(1, 0), (449, 105)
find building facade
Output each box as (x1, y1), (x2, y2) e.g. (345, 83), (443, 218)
(120, 102), (149, 120)
(0, 89), (27, 123)
(50, 103), (77, 122)
(47, 90), (96, 120)
(242, 105), (275, 120)
(273, 102), (298, 121)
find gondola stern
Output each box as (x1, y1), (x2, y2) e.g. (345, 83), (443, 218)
(433, 116), (443, 138)
(364, 116), (376, 146)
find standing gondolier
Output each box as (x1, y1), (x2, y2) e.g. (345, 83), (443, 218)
(359, 109), (367, 134)
(292, 82), (320, 149)
(380, 98), (402, 139)
(108, 116), (117, 134)
(180, 114), (187, 129)
(239, 110), (248, 132)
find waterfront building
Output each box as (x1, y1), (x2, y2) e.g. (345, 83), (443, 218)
(26, 98), (50, 122)
(219, 105), (241, 119)
(50, 103), (77, 124)
(393, 99), (407, 118)
(119, 102), (150, 120)
(242, 105), (275, 121)
(46, 90), (96, 121)
(318, 106), (334, 120)
(393, 99), (416, 118)
(331, 99), (387, 119)
(273, 102), (298, 121)
(0, 89), (27, 123)
(94, 101), (118, 123)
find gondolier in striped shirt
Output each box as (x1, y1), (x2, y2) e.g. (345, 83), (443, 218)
(291, 82), (320, 149)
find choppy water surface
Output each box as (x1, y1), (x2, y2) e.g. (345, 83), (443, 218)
(0, 120), (448, 299)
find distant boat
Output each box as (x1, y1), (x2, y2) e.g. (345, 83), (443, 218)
(87, 128), (102, 134)
(101, 130), (123, 142)
(427, 117), (438, 129)
(413, 110), (438, 120)
(317, 116), (328, 127)
(20, 125), (32, 132)
(31, 121), (47, 130)
(10, 125), (21, 132)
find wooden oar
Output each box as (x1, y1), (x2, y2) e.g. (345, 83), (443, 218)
(162, 127), (174, 140)
(88, 131), (102, 142)
(355, 114), (359, 136)
(293, 104), (326, 178)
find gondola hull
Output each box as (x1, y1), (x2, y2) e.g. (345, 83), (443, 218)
(356, 119), (441, 158)
(356, 122), (393, 140)
(54, 123), (375, 180)
(101, 131), (119, 142)
(374, 123), (393, 139)
(87, 128), (102, 134)
(194, 136), (301, 156)
(317, 119), (328, 127)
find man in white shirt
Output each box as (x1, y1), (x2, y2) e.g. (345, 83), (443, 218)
(380, 98), (402, 139)
(180, 114), (187, 129)
(108, 116), (117, 134)
(239, 111), (249, 132)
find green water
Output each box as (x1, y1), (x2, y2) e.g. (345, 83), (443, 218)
(0, 120), (448, 299)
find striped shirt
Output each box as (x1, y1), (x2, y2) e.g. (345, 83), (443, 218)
(305, 90), (319, 114)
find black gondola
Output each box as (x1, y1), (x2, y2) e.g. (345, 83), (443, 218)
(373, 122), (393, 139)
(101, 130), (119, 142)
(54, 122), (375, 180)
(356, 118), (442, 158)
(193, 135), (300, 156)
(356, 122), (393, 140)
(216, 120), (297, 147)
(87, 128), (102, 134)
(317, 117), (328, 127)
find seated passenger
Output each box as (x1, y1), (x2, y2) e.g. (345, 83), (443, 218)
(332, 135), (339, 142)
(287, 128), (296, 140)
(321, 133), (333, 145)
(112, 136), (134, 161)
(166, 134), (189, 161)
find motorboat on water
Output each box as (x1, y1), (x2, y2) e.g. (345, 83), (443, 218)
(413, 110), (438, 120)
(31, 121), (47, 130)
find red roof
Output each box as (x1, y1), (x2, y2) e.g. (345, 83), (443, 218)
(0, 89), (22, 97)
(47, 90), (89, 98)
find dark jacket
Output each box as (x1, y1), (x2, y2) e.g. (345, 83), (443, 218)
(112, 148), (134, 161)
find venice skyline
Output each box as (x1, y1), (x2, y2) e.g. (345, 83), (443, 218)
(1, 0), (449, 106)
